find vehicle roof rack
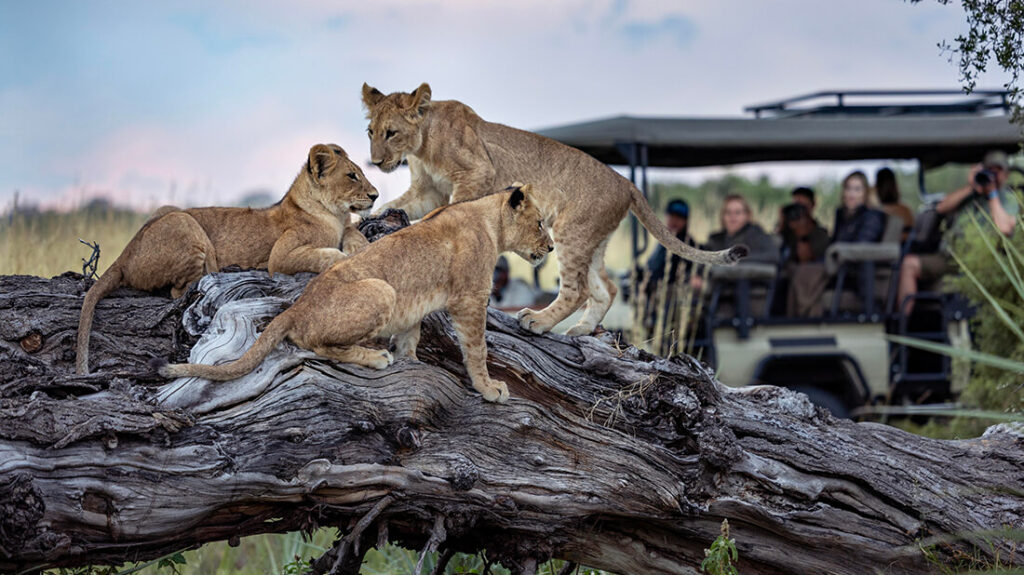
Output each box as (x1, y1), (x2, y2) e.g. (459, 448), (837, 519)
(745, 89), (1012, 119)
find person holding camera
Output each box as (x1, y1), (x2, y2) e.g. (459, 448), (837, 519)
(897, 150), (1018, 314)
(780, 202), (830, 265)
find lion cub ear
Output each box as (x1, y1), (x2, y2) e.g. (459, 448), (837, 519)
(508, 186), (528, 212)
(308, 144), (339, 180)
(362, 83), (385, 108)
(409, 83), (432, 116)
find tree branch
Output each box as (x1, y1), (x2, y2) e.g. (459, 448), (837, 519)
(1, 271), (1022, 575)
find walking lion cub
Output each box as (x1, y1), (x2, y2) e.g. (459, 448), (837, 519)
(362, 83), (747, 337)
(158, 185), (553, 403)
(76, 144), (378, 374)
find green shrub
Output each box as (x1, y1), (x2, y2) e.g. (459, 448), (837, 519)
(945, 209), (1024, 418)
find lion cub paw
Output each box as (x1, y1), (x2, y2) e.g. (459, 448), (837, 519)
(367, 349), (394, 370)
(516, 308), (549, 335)
(476, 379), (510, 404)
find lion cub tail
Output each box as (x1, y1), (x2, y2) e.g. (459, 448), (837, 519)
(75, 265), (125, 375)
(157, 313), (295, 381)
(627, 185), (748, 266)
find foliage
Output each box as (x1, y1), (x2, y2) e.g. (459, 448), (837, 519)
(919, 527), (1024, 574)
(912, 0), (1024, 124)
(37, 533), (618, 575)
(701, 519), (739, 575)
(945, 207), (1024, 415)
(0, 203), (147, 277)
(888, 194), (1024, 438)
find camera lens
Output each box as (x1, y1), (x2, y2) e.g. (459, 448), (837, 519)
(974, 170), (993, 187)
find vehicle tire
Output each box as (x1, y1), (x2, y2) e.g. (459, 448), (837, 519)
(791, 386), (851, 419)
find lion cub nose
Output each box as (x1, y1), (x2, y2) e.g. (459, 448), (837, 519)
(372, 160), (383, 167)
(369, 193), (379, 201)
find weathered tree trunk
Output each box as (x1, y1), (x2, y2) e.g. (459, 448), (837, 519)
(1, 271), (1022, 575)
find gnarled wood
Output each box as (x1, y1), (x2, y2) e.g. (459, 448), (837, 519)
(0, 271), (1022, 575)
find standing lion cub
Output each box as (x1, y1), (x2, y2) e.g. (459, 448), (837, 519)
(362, 83), (747, 337)
(158, 185), (553, 403)
(76, 144), (377, 374)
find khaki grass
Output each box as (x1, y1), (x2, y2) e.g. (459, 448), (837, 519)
(0, 208), (149, 277)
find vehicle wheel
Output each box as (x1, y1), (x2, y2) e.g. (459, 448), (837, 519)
(791, 386), (850, 419)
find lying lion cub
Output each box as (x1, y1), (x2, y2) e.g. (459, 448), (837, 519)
(362, 83), (747, 337)
(158, 185), (553, 403)
(76, 144), (378, 374)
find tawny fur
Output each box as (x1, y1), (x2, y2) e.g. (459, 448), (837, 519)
(76, 144), (378, 374)
(159, 186), (553, 403)
(361, 83), (747, 337)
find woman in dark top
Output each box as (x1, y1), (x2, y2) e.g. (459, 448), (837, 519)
(832, 171), (886, 243)
(788, 171), (887, 317)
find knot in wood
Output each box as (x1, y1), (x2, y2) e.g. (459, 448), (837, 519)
(396, 426), (421, 449)
(697, 425), (742, 469)
(1, 473), (45, 551)
(357, 209), (411, 242)
(447, 460), (479, 491)
(666, 385), (702, 424)
(20, 332), (43, 354)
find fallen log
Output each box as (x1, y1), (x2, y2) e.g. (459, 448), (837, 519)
(0, 271), (1021, 575)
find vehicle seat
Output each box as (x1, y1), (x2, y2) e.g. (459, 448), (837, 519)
(821, 214), (904, 317)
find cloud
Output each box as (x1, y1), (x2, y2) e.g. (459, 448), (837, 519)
(619, 15), (697, 48)
(0, 0), (1013, 211)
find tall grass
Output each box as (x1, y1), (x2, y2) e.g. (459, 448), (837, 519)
(0, 203), (148, 277)
(887, 194), (1024, 439)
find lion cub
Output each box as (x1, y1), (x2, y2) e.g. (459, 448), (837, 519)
(158, 185), (553, 403)
(362, 83), (747, 338)
(76, 144), (378, 374)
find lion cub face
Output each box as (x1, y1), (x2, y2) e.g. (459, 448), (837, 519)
(503, 184), (553, 267)
(361, 83), (431, 173)
(307, 144), (379, 215)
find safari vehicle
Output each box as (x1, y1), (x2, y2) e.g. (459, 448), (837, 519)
(538, 89), (1022, 418)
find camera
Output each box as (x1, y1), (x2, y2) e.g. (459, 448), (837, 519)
(782, 203), (807, 222)
(974, 169), (995, 189)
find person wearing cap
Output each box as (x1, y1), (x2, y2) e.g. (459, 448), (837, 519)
(898, 150), (1018, 313)
(645, 199), (696, 293)
(642, 199), (697, 333)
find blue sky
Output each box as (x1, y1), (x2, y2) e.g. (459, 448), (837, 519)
(0, 0), (1008, 209)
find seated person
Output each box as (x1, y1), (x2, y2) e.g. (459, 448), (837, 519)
(692, 193), (778, 293)
(832, 171), (886, 244)
(776, 186), (819, 233)
(876, 167), (914, 241)
(788, 171), (886, 317)
(780, 202), (830, 264)
(489, 255), (536, 311)
(898, 150), (1018, 314)
(643, 199), (697, 333)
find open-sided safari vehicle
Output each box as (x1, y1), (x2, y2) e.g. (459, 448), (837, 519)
(539, 89), (1023, 418)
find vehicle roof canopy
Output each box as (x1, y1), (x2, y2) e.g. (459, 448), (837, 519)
(535, 114), (1022, 168)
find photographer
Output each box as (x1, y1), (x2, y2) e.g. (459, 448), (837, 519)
(898, 150), (1018, 313)
(780, 202), (829, 264)
(935, 150), (1016, 236)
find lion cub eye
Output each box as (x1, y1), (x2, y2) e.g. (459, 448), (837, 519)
(366, 128), (374, 136)
(385, 130), (397, 140)
(347, 173), (358, 181)
(537, 220), (543, 229)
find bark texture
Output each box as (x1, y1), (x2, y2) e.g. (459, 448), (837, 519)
(1, 271), (1022, 575)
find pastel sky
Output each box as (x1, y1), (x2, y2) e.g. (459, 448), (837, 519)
(0, 0), (1009, 210)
